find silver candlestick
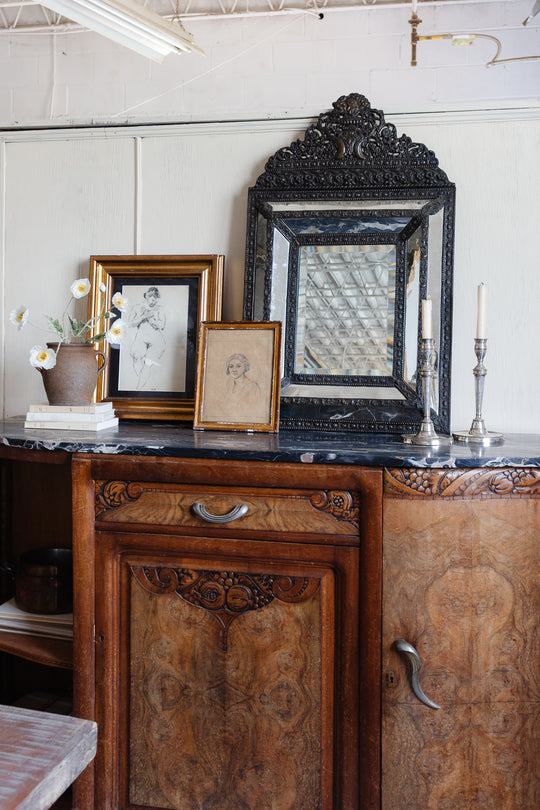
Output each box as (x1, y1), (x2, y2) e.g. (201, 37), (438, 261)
(453, 338), (503, 446)
(404, 338), (452, 447)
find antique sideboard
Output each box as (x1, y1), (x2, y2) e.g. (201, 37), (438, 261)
(0, 422), (538, 810)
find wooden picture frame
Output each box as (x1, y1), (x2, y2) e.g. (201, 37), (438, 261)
(89, 255), (223, 421)
(193, 322), (281, 432)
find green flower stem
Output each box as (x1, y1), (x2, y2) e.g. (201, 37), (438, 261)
(47, 292), (112, 343)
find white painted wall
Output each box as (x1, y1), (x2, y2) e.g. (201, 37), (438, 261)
(403, 111), (540, 436)
(0, 1), (539, 434)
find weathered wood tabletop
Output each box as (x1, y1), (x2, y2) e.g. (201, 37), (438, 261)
(0, 705), (97, 810)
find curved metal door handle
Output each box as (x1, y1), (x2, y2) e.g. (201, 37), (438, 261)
(192, 502), (249, 524)
(393, 638), (441, 710)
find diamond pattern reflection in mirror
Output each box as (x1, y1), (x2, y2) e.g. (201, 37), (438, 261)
(295, 244), (395, 377)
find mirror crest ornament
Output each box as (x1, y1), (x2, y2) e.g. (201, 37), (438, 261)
(244, 93), (455, 434)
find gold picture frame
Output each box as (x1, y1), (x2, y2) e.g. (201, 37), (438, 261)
(193, 322), (281, 432)
(89, 255), (224, 421)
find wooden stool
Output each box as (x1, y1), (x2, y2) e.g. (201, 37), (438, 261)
(0, 704), (97, 810)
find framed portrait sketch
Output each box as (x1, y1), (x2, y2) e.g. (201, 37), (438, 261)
(193, 322), (281, 432)
(89, 255), (224, 420)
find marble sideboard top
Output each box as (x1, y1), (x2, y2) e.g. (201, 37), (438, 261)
(1, 419), (540, 469)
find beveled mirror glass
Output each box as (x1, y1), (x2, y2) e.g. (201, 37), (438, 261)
(244, 94), (455, 434)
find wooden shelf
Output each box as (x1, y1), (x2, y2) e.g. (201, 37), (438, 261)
(0, 630), (72, 669)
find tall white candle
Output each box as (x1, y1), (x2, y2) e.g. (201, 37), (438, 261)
(412, 0), (418, 12)
(421, 297), (432, 339)
(476, 282), (487, 339)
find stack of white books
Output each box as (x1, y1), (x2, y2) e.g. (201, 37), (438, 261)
(24, 402), (118, 431)
(0, 598), (73, 640)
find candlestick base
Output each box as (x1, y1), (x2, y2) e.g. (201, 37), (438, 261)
(452, 429), (504, 446)
(403, 432), (453, 447)
(403, 419), (452, 447)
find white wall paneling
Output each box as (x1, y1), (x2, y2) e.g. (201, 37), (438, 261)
(137, 123), (305, 319)
(1, 108), (539, 432)
(2, 135), (136, 415)
(401, 113), (540, 435)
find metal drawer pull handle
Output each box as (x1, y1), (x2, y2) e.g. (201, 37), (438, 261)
(192, 502), (249, 524)
(394, 638), (441, 710)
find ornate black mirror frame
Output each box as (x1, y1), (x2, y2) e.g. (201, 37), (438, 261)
(243, 94), (455, 434)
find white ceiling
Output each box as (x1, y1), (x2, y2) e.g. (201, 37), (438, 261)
(0, 0), (507, 36)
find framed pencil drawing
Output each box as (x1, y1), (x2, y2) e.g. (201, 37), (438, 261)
(194, 322), (281, 432)
(89, 255), (224, 420)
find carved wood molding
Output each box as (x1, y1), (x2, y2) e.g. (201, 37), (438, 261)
(384, 467), (540, 499)
(309, 490), (360, 528)
(131, 566), (319, 652)
(95, 480), (143, 518)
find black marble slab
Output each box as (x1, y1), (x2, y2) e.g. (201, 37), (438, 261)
(1, 419), (540, 468)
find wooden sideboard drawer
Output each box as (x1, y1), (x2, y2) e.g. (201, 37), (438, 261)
(94, 480), (360, 537)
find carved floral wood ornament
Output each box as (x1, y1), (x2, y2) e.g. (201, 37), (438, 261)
(309, 489), (360, 526)
(131, 566), (319, 652)
(384, 467), (540, 498)
(244, 92), (456, 434)
(95, 479), (143, 516)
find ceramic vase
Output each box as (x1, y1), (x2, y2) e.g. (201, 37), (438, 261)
(39, 342), (107, 406)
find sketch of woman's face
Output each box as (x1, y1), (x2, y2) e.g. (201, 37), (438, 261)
(144, 287), (160, 306)
(226, 354), (248, 379)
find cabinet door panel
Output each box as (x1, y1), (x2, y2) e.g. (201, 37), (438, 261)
(383, 492), (540, 808)
(383, 498), (540, 700)
(129, 566), (325, 809)
(95, 534), (359, 810)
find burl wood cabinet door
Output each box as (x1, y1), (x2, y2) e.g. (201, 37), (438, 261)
(93, 532), (360, 810)
(382, 468), (540, 810)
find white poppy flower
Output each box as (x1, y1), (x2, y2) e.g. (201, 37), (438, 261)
(71, 278), (91, 299)
(29, 345), (57, 369)
(112, 292), (129, 312)
(99, 281), (107, 293)
(105, 318), (126, 345)
(9, 306), (29, 331)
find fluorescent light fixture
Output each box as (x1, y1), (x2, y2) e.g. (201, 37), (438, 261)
(35, 0), (205, 61)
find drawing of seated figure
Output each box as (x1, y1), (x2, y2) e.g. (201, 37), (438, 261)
(129, 286), (166, 389)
